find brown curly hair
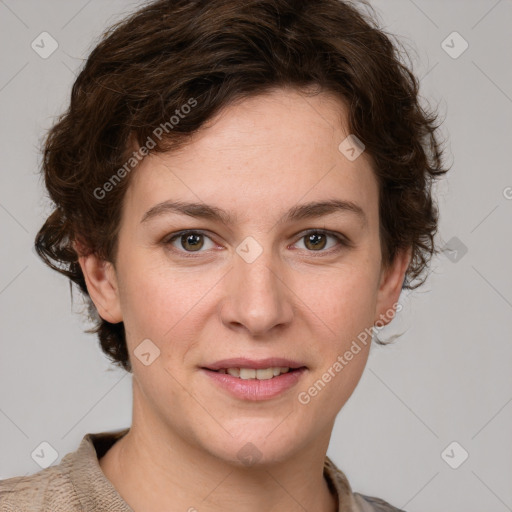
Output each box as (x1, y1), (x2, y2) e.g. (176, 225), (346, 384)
(35, 0), (449, 373)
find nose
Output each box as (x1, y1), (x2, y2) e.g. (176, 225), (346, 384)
(219, 248), (294, 337)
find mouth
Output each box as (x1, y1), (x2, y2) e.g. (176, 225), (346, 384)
(201, 366), (307, 380)
(200, 357), (308, 400)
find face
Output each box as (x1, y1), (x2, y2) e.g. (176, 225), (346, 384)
(81, 87), (410, 466)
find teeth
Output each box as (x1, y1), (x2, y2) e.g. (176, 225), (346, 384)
(256, 368), (273, 380)
(240, 368), (257, 379)
(218, 367), (291, 380)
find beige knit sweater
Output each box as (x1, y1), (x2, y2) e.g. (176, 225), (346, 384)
(0, 428), (405, 511)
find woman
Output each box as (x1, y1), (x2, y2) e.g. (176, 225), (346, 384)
(0, 0), (447, 510)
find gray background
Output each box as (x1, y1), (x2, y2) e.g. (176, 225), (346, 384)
(0, 1), (511, 511)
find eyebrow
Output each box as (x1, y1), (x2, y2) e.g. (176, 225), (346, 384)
(140, 199), (367, 228)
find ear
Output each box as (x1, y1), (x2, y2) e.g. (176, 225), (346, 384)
(75, 242), (123, 324)
(374, 246), (412, 327)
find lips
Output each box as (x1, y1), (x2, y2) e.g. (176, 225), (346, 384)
(200, 358), (308, 401)
(201, 365), (307, 400)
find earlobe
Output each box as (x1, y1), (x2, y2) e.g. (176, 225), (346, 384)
(374, 246), (412, 327)
(76, 249), (123, 324)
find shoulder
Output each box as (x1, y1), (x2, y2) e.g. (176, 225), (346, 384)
(0, 461), (80, 511)
(353, 491), (407, 512)
(324, 455), (407, 512)
(0, 429), (131, 512)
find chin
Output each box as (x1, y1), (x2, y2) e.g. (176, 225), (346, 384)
(197, 421), (306, 469)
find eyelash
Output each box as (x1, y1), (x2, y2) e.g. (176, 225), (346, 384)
(163, 229), (350, 258)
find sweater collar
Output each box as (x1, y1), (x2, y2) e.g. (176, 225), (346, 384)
(67, 428), (133, 512)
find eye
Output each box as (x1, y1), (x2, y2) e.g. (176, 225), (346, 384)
(163, 228), (349, 257)
(165, 230), (216, 253)
(293, 229), (347, 253)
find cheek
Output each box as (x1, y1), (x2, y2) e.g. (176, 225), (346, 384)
(117, 255), (221, 344)
(302, 261), (379, 340)
(299, 270), (375, 410)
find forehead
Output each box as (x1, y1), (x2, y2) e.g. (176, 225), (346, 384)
(124, 88), (379, 228)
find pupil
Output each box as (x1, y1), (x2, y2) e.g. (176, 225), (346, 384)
(183, 233), (203, 251)
(306, 233), (326, 250)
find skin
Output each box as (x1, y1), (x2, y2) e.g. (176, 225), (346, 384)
(78, 87), (411, 512)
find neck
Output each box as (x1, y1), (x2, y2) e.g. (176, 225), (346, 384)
(99, 384), (338, 512)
